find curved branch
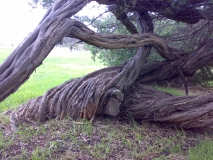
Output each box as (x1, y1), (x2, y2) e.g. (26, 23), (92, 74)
(67, 19), (183, 60)
(137, 39), (213, 83)
(0, 13), (183, 102)
(6, 8), (154, 129)
(8, 46), (150, 126)
(0, 0), (91, 102)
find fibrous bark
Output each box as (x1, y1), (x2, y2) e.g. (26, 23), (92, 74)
(7, 1), (153, 128)
(0, 6), (182, 102)
(9, 46), (150, 127)
(1, 0), (211, 102)
(8, 38), (213, 129)
(97, 0), (213, 24)
(122, 84), (213, 129)
(1, 0), (213, 130)
(0, 0), (91, 102)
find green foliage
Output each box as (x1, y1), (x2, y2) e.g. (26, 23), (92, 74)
(154, 20), (188, 50)
(84, 13), (138, 66)
(154, 18), (213, 52)
(87, 45), (136, 66)
(30, 1), (168, 66)
(147, 48), (164, 62)
(84, 11), (167, 66)
(30, 0), (55, 9)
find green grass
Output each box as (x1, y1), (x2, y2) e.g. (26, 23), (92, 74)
(188, 138), (213, 160)
(0, 47), (213, 159)
(0, 47), (104, 112)
(153, 85), (183, 96)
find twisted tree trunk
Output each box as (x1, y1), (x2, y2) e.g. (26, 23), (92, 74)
(2, 0), (213, 130)
(8, 39), (213, 130)
(8, 46), (150, 126)
(0, 0), (180, 102)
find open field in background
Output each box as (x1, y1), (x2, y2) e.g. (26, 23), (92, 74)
(0, 47), (104, 112)
(0, 47), (213, 159)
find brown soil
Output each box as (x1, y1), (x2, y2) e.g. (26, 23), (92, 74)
(0, 115), (212, 160)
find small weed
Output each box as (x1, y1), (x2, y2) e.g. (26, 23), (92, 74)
(170, 143), (183, 154)
(0, 114), (10, 126)
(0, 132), (13, 158)
(89, 142), (112, 159)
(15, 125), (35, 142)
(188, 138), (213, 160)
(81, 122), (93, 136)
(35, 125), (46, 135)
(0, 132), (11, 149)
(135, 131), (143, 141)
(31, 146), (50, 160)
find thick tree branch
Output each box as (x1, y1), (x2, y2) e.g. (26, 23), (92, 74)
(67, 19), (183, 60)
(6, 7), (153, 129)
(7, 38), (213, 129)
(0, 9), (186, 103)
(108, 4), (139, 34)
(137, 39), (213, 83)
(122, 84), (213, 129)
(0, 0), (91, 102)
(97, 0), (213, 24)
(2, 0), (213, 131)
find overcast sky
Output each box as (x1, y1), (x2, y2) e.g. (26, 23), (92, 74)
(0, 0), (46, 46)
(0, 0), (106, 47)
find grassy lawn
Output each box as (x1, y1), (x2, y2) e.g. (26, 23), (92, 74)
(0, 47), (104, 112)
(0, 47), (213, 159)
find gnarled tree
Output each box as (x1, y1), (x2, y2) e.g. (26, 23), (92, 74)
(1, 0), (213, 130)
